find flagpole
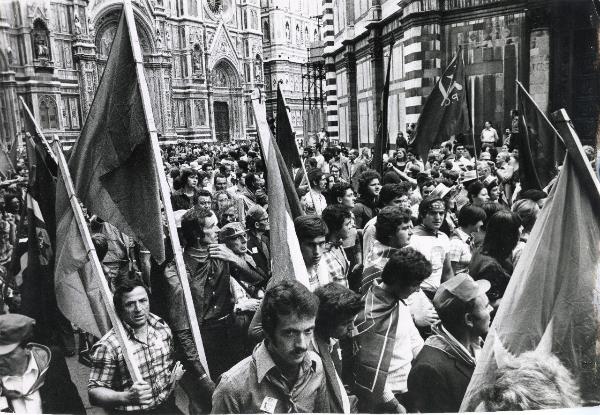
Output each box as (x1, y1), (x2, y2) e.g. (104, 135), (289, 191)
(462, 50), (479, 181)
(19, 97), (57, 164)
(516, 81), (565, 145)
(52, 137), (143, 383)
(122, 0), (210, 377)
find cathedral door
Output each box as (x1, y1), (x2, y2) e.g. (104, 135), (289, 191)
(214, 101), (230, 142)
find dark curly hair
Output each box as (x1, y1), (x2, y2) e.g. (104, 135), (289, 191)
(322, 204), (352, 234)
(262, 279), (319, 340)
(381, 247), (432, 288)
(180, 206), (214, 246)
(314, 283), (364, 338)
(375, 206), (412, 244)
(294, 215), (328, 242)
(357, 170), (381, 198)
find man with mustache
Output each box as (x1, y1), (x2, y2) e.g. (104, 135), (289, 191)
(212, 280), (330, 413)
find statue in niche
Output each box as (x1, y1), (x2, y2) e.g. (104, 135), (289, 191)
(6, 47), (13, 64)
(99, 25), (116, 58)
(254, 56), (262, 82)
(213, 68), (227, 87)
(165, 29), (171, 49)
(192, 44), (203, 74)
(74, 14), (82, 35)
(32, 19), (50, 60)
(34, 33), (49, 59)
(88, 18), (95, 36)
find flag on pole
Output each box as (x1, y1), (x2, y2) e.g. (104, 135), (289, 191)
(410, 48), (469, 163)
(276, 83), (302, 176)
(55, 9), (164, 336)
(373, 38), (395, 176)
(251, 91), (308, 287)
(460, 133), (600, 409)
(517, 82), (565, 190)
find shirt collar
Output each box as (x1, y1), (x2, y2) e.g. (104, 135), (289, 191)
(415, 224), (440, 237)
(2, 353), (38, 384)
(439, 324), (479, 360)
(255, 341), (318, 384)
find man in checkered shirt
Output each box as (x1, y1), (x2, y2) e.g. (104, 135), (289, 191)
(321, 204), (355, 288)
(88, 278), (182, 413)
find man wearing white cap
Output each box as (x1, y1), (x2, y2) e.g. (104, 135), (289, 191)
(408, 274), (493, 413)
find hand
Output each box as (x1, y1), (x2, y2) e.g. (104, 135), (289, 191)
(125, 381), (153, 406)
(198, 376), (216, 411)
(413, 307), (440, 328)
(208, 244), (238, 263)
(236, 298), (261, 313)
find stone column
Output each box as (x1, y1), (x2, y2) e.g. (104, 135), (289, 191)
(528, 8), (551, 113)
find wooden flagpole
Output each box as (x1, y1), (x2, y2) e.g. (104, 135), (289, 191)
(19, 97), (58, 164)
(122, 0), (210, 376)
(52, 137), (143, 382)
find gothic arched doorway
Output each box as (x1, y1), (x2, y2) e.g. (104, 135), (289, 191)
(211, 59), (244, 142)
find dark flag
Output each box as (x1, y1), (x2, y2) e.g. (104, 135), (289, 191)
(461, 131), (600, 409)
(55, 9), (165, 336)
(276, 83), (302, 176)
(373, 38), (395, 176)
(410, 47), (469, 163)
(517, 82), (565, 190)
(252, 92), (308, 286)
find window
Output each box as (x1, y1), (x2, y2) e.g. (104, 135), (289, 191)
(285, 21), (290, 42)
(39, 96), (59, 129)
(242, 10), (248, 29)
(62, 96), (80, 130)
(263, 20), (270, 41)
(304, 27), (308, 44)
(244, 63), (251, 82)
(0, 93), (9, 142)
(174, 99), (188, 128)
(193, 99), (207, 126)
(295, 25), (300, 45)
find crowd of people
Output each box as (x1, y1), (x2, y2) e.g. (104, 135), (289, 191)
(0, 125), (596, 414)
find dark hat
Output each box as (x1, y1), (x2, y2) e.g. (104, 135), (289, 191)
(0, 314), (34, 355)
(218, 222), (246, 243)
(433, 274), (490, 313)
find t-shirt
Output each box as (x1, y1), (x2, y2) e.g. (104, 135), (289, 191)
(410, 228), (450, 292)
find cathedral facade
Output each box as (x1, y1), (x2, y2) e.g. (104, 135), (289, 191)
(0, 0), (265, 144)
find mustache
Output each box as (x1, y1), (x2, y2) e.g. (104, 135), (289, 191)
(293, 348), (307, 354)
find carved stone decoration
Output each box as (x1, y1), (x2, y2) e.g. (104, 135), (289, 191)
(32, 19), (51, 61)
(191, 43), (203, 76)
(204, 0), (235, 23)
(156, 28), (162, 49)
(165, 28), (171, 49)
(74, 14), (82, 35)
(254, 54), (262, 82)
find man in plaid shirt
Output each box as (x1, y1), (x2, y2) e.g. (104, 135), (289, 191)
(321, 204), (355, 288)
(88, 279), (182, 413)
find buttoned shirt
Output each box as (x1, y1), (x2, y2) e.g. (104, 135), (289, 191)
(321, 241), (349, 287)
(212, 341), (329, 413)
(88, 313), (175, 412)
(447, 228), (473, 274)
(1, 355), (42, 414)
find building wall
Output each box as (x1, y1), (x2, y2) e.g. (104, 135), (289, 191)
(260, 0), (321, 141)
(0, 0), (264, 145)
(322, 0), (598, 148)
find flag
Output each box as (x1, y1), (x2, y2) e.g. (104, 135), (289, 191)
(410, 47), (469, 163)
(55, 9), (164, 336)
(252, 94), (308, 287)
(373, 38), (394, 176)
(276, 83), (302, 176)
(517, 83), (565, 190)
(460, 154), (600, 410)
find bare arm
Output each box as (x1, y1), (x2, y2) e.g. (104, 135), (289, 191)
(89, 382), (152, 408)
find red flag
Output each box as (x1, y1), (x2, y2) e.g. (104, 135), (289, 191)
(410, 48), (469, 163)
(55, 9), (163, 336)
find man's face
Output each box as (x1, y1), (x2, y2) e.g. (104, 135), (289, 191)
(299, 235), (326, 268)
(367, 178), (381, 197)
(469, 293), (492, 337)
(489, 185), (500, 201)
(338, 188), (356, 208)
(348, 152), (357, 162)
(331, 167), (340, 179)
(201, 213), (220, 244)
(198, 196), (212, 209)
(215, 177), (228, 191)
(226, 233), (248, 255)
(255, 216), (270, 232)
(331, 317), (355, 340)
(121, 286), (150, 329)
(318, 176), (327, 191)
(187, 175), (199, 188)
(390, 220), (413, 248)
(422, 185), (435, 199)
(267, 313), (315, 370)
(205, 165), (214, 173)
(484, 122), (491, 129)
(0, 346), (29, 376)
(422, 202), (446, 231)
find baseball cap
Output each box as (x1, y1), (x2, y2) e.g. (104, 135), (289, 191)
(246, 205), (268, 222)
(433, 273), (490, 312)
(218, 222), (246, 243)
(0, 314), (35, 355)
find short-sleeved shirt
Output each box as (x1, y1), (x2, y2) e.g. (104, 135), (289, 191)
(447, 228), (472, 274)
(212, 341), (329, 413)
(410, 226), (450, 292)
(88, 313), (174, 412)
